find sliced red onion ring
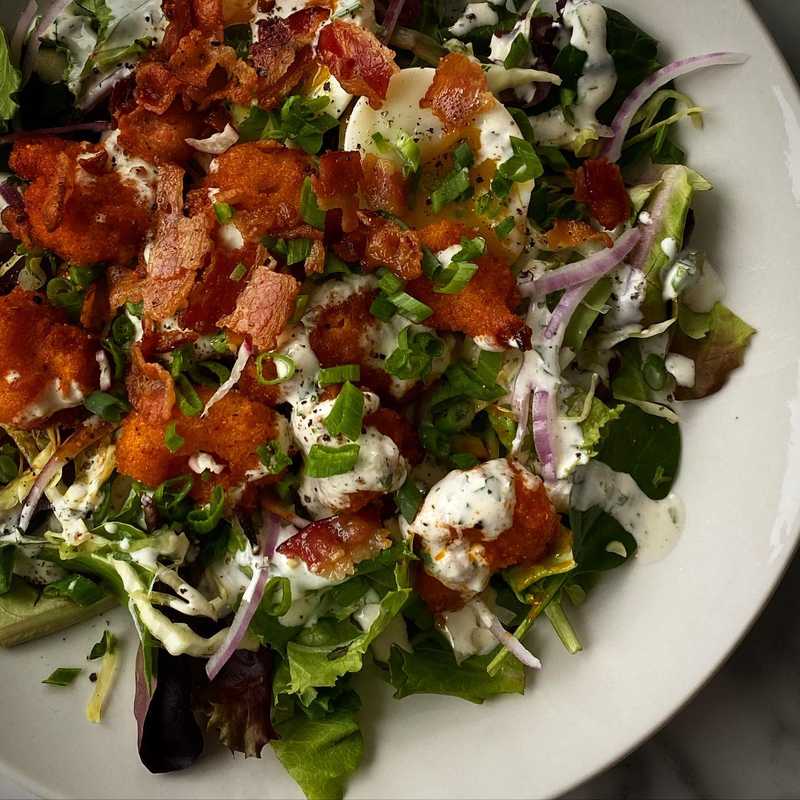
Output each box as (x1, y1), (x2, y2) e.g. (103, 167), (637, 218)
(11, 0), (38, 66)
(524, 227), (642, 298)
(201, 340), (252, 417)
(600, 52), (749, 163)
(185, 124), (239, 155)
(532, 389), (557, 483)
(0, 121), (112, 146)
(205, 512), (281, 681)
(22, 0), (71, 84)
(17, 454), (64, 533)
(380, 0), (408, 43)
(543, 280), (595, 340)
(473, 600), (541, 670)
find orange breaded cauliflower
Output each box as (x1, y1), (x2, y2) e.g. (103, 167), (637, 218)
(0, 288), (98, 429)
(115, 387), (287, 498)
(5, 137), (153, 266)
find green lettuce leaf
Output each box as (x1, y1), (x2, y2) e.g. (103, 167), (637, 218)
(386, 635), (525, 704)
(563, 277), (613, 354)
(272, 710), (363, 800)
(0, 28), (20, 128)
(672, 303), (755, 400)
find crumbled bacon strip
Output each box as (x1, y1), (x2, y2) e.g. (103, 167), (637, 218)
(127, 345), (176, 423)
(316, 20), (399, 109)
(360, 153), (407, 216)
(217, 263), (300, 351)
(360, 213), (422, 280)
(419, 53), (493, 131)
(251, 7), (328, 83)
(572, 158), (631, 230)
(315, 151), (363, 233)
(545, 219), (613, 250)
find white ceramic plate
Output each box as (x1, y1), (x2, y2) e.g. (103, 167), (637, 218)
(3, 1), (800, 798)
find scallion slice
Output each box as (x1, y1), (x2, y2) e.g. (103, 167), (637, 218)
(300, 177), (326, 229)
(285, 238), (313, 265)
(83, 391), (129, 423)
(324, 381), (365, 441)
(305, 443), (360, 478)
(214, 202), (235, 224)
(164, 421), (185, 453)
(430, 168), (470, 214)
(257, 441), (292, 474)
(318, 364), (361, 386)
(369, 293), (396, 321)
(388, 291), (433, 323)
(256, 352), (296, 386)
(377, 268), (405, 295)
(43, 668), (82, 687)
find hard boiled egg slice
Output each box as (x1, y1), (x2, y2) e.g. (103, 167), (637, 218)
(250, 0), (376, 119)
(343, 67), (534, 259)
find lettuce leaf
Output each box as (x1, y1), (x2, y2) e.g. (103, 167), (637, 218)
(272, 709), (363, 800)
(386, 635), (525, 704)
(0, 28), (20, 129)
(672, 303), (755, 400)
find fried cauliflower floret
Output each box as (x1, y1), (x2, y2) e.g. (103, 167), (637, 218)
(6, 136), (153, 266)
(0, 288), (98, 429)
(115, 388), (288, 498)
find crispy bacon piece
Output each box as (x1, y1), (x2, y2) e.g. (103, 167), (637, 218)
(480, 469), (559, 572)
(217, 264), (300, 351)
(107, 266), (144, 310)
(305, 239), (326, 274)
(7, 137), (151, 266)
(0, 288), (98, 429)
(572, 158), (630, 230)
(360, 153), (407, 216)
(126, 345), (176, 423)
(315, 151), (363, 232)
(195, 141), (312, 242)
(419, 53), (493, 131)
(181, 243), (256, 333)
(360, 213), (422, 280)
(80, 282), (110, 333)
(237, 358), (281, 407)
(142, 271), (199, 322)
(316, 20), (399, 109)
(364, 408), (422, 465)
(252, 7), (328, 82)
(408, 222), (530, 349)
(276, 508), (390, 581)
(545, 219), (613, 250)
(134, 62), (182, 115)
(116, 388), (285, 497)
(116, 103), (209, 166)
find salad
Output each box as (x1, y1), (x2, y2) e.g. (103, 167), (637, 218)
(0, 0), (754, 797)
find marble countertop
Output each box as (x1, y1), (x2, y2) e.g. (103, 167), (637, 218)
(1, 1), (799, 799)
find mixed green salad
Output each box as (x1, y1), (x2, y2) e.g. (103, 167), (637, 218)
(0, 0), (753, 797)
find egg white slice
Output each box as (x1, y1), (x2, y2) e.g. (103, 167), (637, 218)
(343, 67), (534, 257)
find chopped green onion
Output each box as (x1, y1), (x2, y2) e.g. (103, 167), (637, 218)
(43, 668), (82, 687)
(395, 479), (424, 523)
(369, 292), (396, 321)
(46, 277), (83, 320)
(430, 168), (470, 214)
(452, 141), (474, 170)
(290, 294), (310, 324)
(154, 475), (193, 521)
(496, 137), (543, 185)
(256, 352), (296, 386)
(452, 236), (485, 262)
(318, 364), (361, 386)
(475, 349), (504, 383)
(102, 339), (126, 380)
(503, 33), (530, 69)
(68, 265), (99, 289)
(285, 237), (313, 265)
(377, 268), (405, 295)
(440, 362), (505, 401)
(229, 262), (247, 281)
(84, 391), (129, 423)
(419, 424), (450, 458)
(208, 332), (230, 354)
(385, 327), (444, 380)
(256, 441), (292, 475)
(421, 247), (441, 279)
(324, 381), (365, 441)
(43, 575), (106, 607)
(324, 253), (351, 275)
(434, 398), (476, 433)
(388, 291), (433, 323)
(214, 202), (235, 224)
(494, 216), (516, 240)
(188, 360), (230, 387)
(89, 630), (115, 661)
(451, 452), (479, 469)
(371, 130), (421, 177)
(300, 177), (326, 229)
(125, 301), (144, 318)
(175, 375), (203, 417)
(306, 443), (360, 478)
(111, 312), (135, 346)
(164, 421), (185, 453)
(434, 261), (478, 294)
(187, 485), (226, 535)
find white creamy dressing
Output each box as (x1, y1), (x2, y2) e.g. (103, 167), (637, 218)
(272, 325), (321, 406)
(292, 390), (408, 519)
(603, 263), (647, 330)
(189, 452), (226, 475)
(4, 372), (20, 385)
(368, 613), (411, 662)
(439, 596), (497, 661)
(0, 172), (10, 233)
(99, 130), (158, 206)
(218, 223), (245, 250)
(343, 67), (533, 256)
(450, 2), (501, 36)
(15, 379), (86, 427)
(529, 0), (617, 149)
(409, 459), (517, 594)
(664, 353), (695, 388)
(572, 460), (684, 563)
(127, 308), (144, 342)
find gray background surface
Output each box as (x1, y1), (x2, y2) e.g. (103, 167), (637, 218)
(1, 1), (799, 798)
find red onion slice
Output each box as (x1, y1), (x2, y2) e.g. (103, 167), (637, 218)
(380, 0), (408, 43)
(205, 512), (281, 680)
(0, 121), (112, 146)
(21, 0), (71, 84)
(185, 124), (239, 155)
(524, 227), (642, 298)
(201, 340), (252, 417)
(543, 280), (595, 340)
(600, 52), (749, 163)
(11, 0), (38, 66)
(17, 454), (64, 533)
(532, 389), (557, 483)
(473, 600), (541, 670)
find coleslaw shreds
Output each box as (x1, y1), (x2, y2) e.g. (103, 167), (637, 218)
(0, 0), (752, 797)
